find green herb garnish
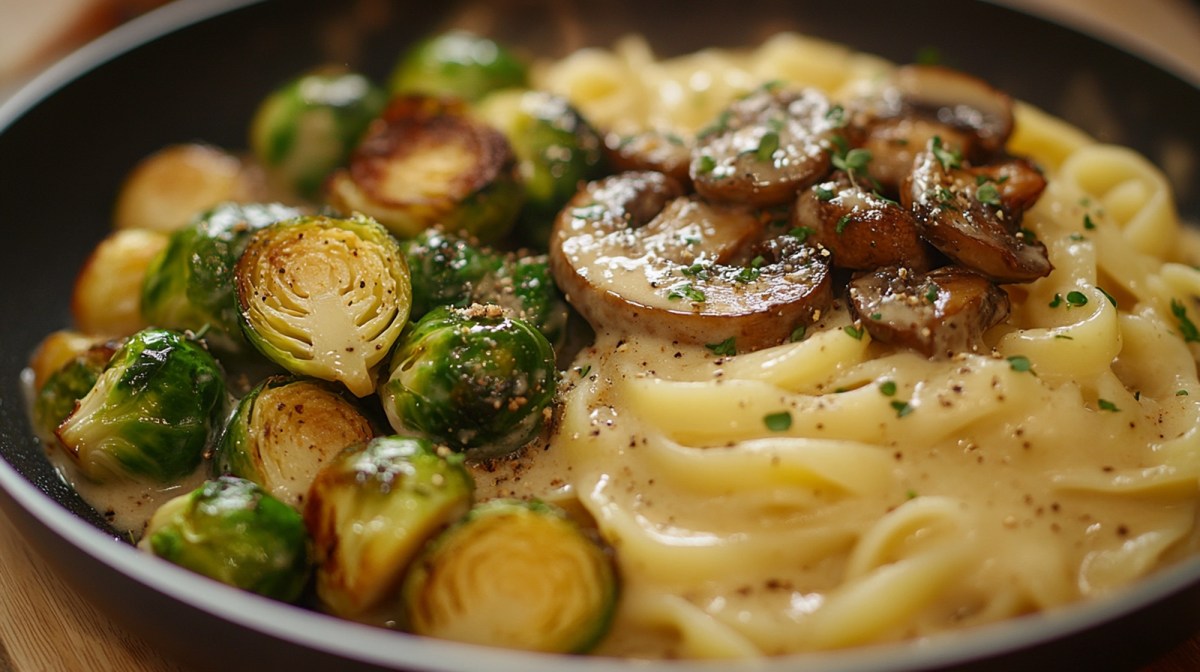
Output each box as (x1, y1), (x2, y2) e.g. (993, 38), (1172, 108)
(763, 410), (793, 431)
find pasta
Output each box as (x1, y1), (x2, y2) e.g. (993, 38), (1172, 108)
(501, 34), (1200, 657)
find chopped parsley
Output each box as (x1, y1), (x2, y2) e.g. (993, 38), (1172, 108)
(833, 147), (872, 174)
(1177, 389), (1190, 396)
(815, 184), (836, 201)
(1006, 355), (1034, 373)
(891, 400), (914, 418)
(1083, 213), (1097, 230)
(930, 135), (961, 170)
(790, 325), (808, 342)
(680, 263), (710, 280)
(844, 324), (865, 340)
(696, 154), (717, 174)
(755, 131), (780, 162)
(834, 214), (852, 234)
(976, 182), (1001, 206)
(668, 282), (706, 303)
(924, 284), (939, 303)
(1049, 293), (1064, 308)
(763, 410), (793, 432)
(1097, 399), (1120, 413)
(1065, 291), (1088, 307)
(1171, 298), (1200, 343)
(825, 104), (847, 127)
(789, 226), (814, 242)
(706, 337), (737, 356)
(735, 256), (765, 283)
(879, 380), (898, 396)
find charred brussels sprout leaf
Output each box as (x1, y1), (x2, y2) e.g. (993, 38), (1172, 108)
(250, 67), (386, 200)
(139, 476), (312, 602)
(55, 328), (226, 483)
(379, 305), (557, 459)
(215, 375), (377, 509)
(304, 436), (474, 621)
(33, 341), (118, 442)
(388, 30), (528, 102)
(474, 89), (606, 247)
(324, 95), (524, 243)
(141, 202), (303, 353)
(403, 498), (617, 652)
(235, 214), (412, 397)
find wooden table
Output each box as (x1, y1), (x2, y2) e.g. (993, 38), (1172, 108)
(2, 1), (1199, 670)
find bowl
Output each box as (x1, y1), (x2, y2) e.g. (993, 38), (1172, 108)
(1, 1), (1198, 670)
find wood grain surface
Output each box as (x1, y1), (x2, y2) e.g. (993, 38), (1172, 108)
(1, 1), (1198, 670)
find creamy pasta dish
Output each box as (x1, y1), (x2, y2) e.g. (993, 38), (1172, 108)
(26, 27), (1200, 660)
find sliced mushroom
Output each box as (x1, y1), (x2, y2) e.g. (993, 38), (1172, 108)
(860, 117), (973, 195)
(794, 171), (933, 272)
(549, 171), (832, 350)
(690, 86), (843, 207)
(848, 265), (1010, 358)
(858, 64), (1015, 191)
(903, 143), (1050, 283)
(603, 129), (693, 186)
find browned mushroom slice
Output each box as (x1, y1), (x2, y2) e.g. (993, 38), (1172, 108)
(848, 265), (1011, 358)
(860, 117), (973, 194)
(549, 171), (832, 351)
(690, 87), (843, 207)
(858, 65), (1015, 191)
(904, 143), (1051, 283)
(603, 129), (693, 186)
(794, 171), (933, 272)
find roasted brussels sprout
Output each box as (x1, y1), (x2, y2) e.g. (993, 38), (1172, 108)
(402, 498), (617, 653)
(474, 89), (606, 246)
(142, 202), (303, 352)
(215, 375), (377, 509)
(73, 228), (168, 338)
(139, 476), (312, 602)
(378, 304), (557, 459)
(324, 95), (524, 243)
(113, 143), (266, 232)
(234, 213), (412, 397)
(55, 328), (226, 483)
(32, 340), (118, 442)
(403, 228), (569, 344)
(250, 67), (386, 200)
(304, 436), (474, 621)
(388, 30), (528, 102)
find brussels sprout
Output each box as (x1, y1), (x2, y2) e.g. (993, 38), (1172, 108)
(55, 328), (227, 483)
(250, 67), (386, 200)
(32, 340), (118, 442)
(113, 143), (266, 232)
(324, 95), (524, 243)
(73, 228), (168, 338)
(304, 435), (474, 620)
(142, 202), (303, 353)
(403, 228), (569, 345)
(474, 89), (606, 246)
(234, 213), (412, 397)
(402, 498), (617, 652)
(139, 476), (312, 602)
(388, 30), (528, 102)
(215, 375), (377, 509)
(379, 304), (557, 459)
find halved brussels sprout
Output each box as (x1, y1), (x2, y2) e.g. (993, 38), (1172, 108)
(33, 340), (118, 442)
(55, 328), (226, 483)
(215, 374), (377, 509)
(403, 228), (569, 344)
(234, 213), (412, 397)
(139, 476), (312, 602)
(304, 435), (474, 621)
(388, 30), (528, 102)
(378, 304), (557, 459)
(324, 95), (524, 243)
(474, 89), (606, 246)
(142, 202), (303, 352)
(250, 67), (386, 200)
(402, 498), (617, 653)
